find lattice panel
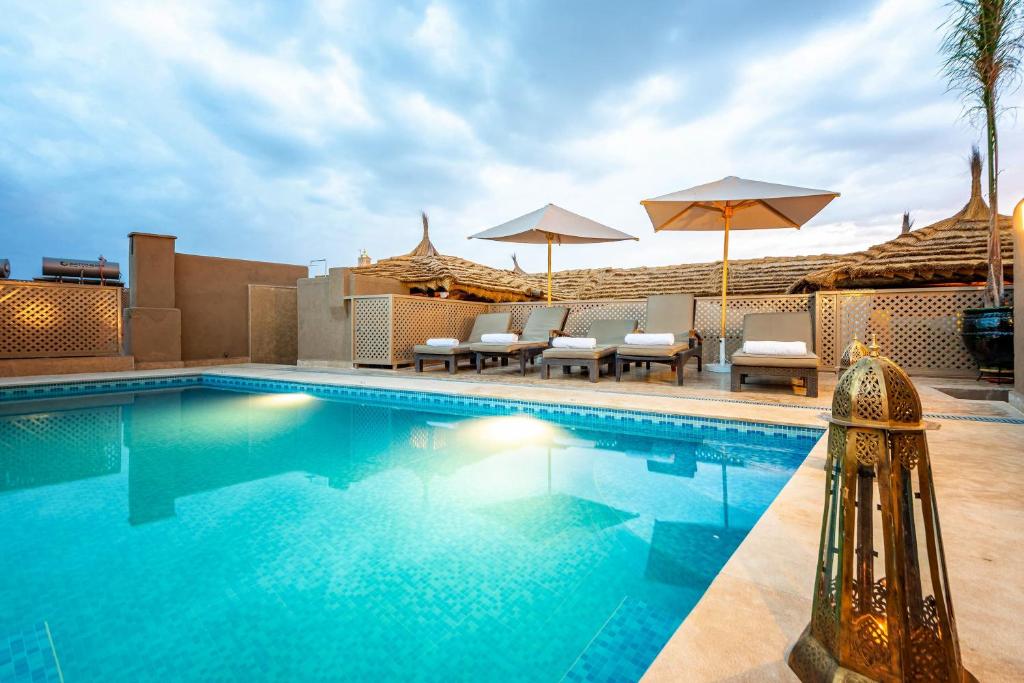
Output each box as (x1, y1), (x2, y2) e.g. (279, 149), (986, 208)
(352, 297), (392, 365)
(0, 282), (122, 358)
(830, 287), (1010, 377)
(391, 297), (488, 365)
(695, 295), (811, 363)
(488, 300), (648, 336)
(0, 405), (123, 491)
(815, 292), (839, 368)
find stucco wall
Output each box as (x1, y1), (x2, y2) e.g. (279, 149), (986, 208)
(1013, 200), (1023, 413)
(174, 254), (306, 362)
(297, 268), (406, 365)
(249, 285), (298, 364)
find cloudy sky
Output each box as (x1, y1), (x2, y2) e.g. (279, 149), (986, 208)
(2, 0), (1022, 280)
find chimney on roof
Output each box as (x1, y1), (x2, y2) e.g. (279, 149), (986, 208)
(408, 211), (440, 257)
(901, 211), (913, 234)
(510, 253), (526, 275)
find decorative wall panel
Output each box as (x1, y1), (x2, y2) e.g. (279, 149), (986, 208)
(0, 281), (122, 358)
(818, 286), (1011, 376)
(352, 296), (393, 366)
(351, 295), (487, 366)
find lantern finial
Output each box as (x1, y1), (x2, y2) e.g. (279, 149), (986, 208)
(868, 333), (880, 357)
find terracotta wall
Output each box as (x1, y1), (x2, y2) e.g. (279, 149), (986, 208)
(174, 254), (306, 362)
(249, 285), (298, 364)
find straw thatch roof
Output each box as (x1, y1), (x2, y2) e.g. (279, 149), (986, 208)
(791, 163), (1013, 292)
(355, 253), (541, 302)
(356, 250), (845, 302)
(518, 253), (852, 300)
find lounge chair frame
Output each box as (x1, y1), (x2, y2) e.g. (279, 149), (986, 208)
(730, 364), (818, 397)
(474, 344), (547, 375)
(541, 355), (615, 383)
(413, 351), (472, 374)
(614, 339), (703, 386)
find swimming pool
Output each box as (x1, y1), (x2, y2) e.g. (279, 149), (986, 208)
(0, 378), (821, 682)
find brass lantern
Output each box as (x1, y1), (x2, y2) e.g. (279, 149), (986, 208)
(788, 351), (976, 682)
(839, 334), (870, 377)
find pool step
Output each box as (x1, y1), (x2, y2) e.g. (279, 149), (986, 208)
(561, 597), (680, 683)
(0, 622), (63, 683)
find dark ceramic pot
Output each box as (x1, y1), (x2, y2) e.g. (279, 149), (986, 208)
(960, 306), (1014, 378)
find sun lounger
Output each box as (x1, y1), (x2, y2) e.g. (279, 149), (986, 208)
(730, 311), (819, 397)
(541, 319), (637, 383)
(470, 307), (569, 375)
(413, 312), (512, 374)
(615, 294), (703, 386)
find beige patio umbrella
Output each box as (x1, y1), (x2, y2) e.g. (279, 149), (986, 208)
(469, 203), (638, 305)
(641, 176), (839, 372)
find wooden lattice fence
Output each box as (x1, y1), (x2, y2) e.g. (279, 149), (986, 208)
(346, 286), (1010, 377)
(0, 281), (123, 358)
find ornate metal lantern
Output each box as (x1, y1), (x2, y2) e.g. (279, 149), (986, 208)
(788, 350), (976, 682)
(839, 334), (870, 377)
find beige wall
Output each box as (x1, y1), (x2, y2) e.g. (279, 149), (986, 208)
(1013, 200), (1023, 413)
(127, 233), (182, 366)
(128, 233), (175, 309)
(174, 253), (306, 362)
(249, 285), (298, 364)
(297, 268), (407, 365)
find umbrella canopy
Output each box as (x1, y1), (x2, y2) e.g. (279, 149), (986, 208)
(642, 176), (839, 370)
(469, 203), (637, 304)
(642, 176), (839, 232)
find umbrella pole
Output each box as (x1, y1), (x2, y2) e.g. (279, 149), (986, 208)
(708, 206), (733, 372)
(546, 234), (553, 307)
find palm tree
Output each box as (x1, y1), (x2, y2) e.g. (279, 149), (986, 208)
(941, 0), (1023, 305)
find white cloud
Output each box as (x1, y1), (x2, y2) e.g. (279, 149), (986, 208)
(412, 2), (465, 75)
(391, 92), (480, 149)
(110, 1), (375, 139)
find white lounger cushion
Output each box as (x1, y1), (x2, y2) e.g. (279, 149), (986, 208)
(480, 333), (519, 343)
(625, 333), (675, 346)
(742, 340), (807, 356)
(551, 337), (597, 349)
(425, 338), (460, 347)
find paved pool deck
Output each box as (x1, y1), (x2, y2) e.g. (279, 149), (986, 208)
(2, 362), (1022, 681)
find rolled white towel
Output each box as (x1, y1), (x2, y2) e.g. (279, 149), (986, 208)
(551, 337), (597, 349)
(480, 333), (519, 344)
(625, 333), (675, 346)
(426, 338), (460, 347)
(742, 340), (808, 356)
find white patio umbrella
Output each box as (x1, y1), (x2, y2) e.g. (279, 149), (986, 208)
(469, 203), (638, 305)
(641, 176), (839, 372)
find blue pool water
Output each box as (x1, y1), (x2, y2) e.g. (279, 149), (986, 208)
(0, 381), (820, 682)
